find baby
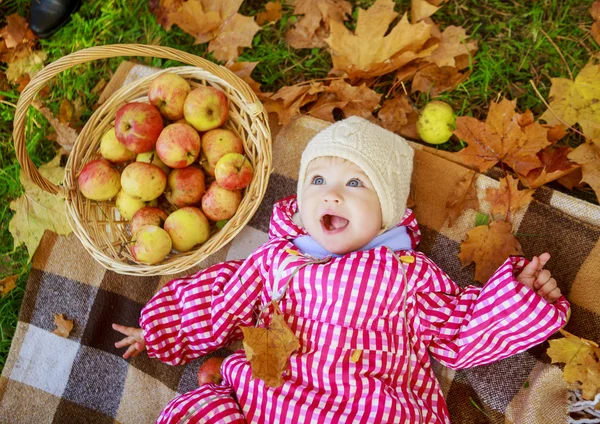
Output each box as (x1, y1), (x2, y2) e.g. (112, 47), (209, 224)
(114, 116), (569, 423)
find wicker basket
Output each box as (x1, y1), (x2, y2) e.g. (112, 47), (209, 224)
(13, 44), (272, 276)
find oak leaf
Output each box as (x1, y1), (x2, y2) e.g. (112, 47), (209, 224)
(285, 0), (352, 49)
(458, 220), (523, 283)
(256, 1), (282, 25)
(377, 95), (414, 134)
(539, 57), (600, 140)
(9, 154), (72, 258)
(446, 170), (479, 227)
(424, 25), (477, 68)
(568, 141), (600, 203)
(263, 82), (325, 126)
(52, 313), (73, 338)
(241, 301), (300, 388)
(485, 175), (533, 218)
(325, 0), (433, 78)
(454, 98), (551, 176)
(0, 275), (18, 296)
(307, 79), (380, 122)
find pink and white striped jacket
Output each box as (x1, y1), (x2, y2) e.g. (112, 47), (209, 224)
(140, 195), (570, 424)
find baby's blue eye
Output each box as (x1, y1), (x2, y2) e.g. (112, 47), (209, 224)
(347, 179), (363, 187)
(312, 176), (324, 185)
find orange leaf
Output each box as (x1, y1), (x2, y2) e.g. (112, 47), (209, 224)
(59, 98), (74, 124)
(592, 0), (600, 20)
(411, 63), (471, 97)
(0, 275), (18, 296)
(240, 302), (300, 388)
(446, 170), (479, 226)
(458, 220), (523, 283)
(485, 175), (533, 218)
(519, 145), (578, 188)
(52, 313), (74, 338)
(377, 95), (414, 134)
(263, 82), (325, 126)
(256, 1), (282, 25)
(568, 141), (600, 203)
(307, 80), (380, 122)
(224, 61), (262, 95)
(208, 13), (260, 63)
(453, 98), (551, 175)
(424, 25), (477, 68)
(0, 14), (37, 64)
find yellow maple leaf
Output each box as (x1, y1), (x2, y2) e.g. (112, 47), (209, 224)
(485, 175), (534, 218)
(5, 50), (46, 83)
(568, 141), (600, 204)
(9, 154), (72, 259)
(540, 57), (600, 140)
(0, 275), (18, 296)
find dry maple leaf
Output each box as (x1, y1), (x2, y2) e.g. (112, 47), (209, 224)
(591, 1), (600, 45)
(285, 0), (352, 49)
(256, 1), (282, 25)
(411, 0), (440, 23)
(411, 63), (471, 97)
(424, 25), (477, 69)
(208, 13), (260, 63)
(519, 145), (579, 189)
(568, 141), (600, 203)
(0, 13), (37, 63)
(240, 301), (300, 388)
(52, 313), (74, 338)
(539, 57), (600, 140)
(0, 275), (18, 296)
(377, 95), (414, 134)
(485, 175), (533, 218)
(263, 82), (325, 125)
(307, 79), (381, 122)
(224, 61), (262, 95)
(458, 220), (523, 283)
(325, 0), (434, 78)
(446, 170), (479, 227)
(5, 50), (46, 83)
(453, 98), (551, 176)
(33, 101), (78, 152)
(9, 154), (72, 258)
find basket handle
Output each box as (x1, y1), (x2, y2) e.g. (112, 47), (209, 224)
(13, 44), (262, 196)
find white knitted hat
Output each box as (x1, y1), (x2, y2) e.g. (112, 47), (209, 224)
(297, 116), (414, 232)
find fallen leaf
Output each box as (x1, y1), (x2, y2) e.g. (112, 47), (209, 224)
(208, 13), (260, 63)
(52, 313), (73, 338)
(545, 124), (568, 144)
(377, 94), (414, 134)
(285, 0), (352, 49)
(592, 0), (600, 20)
(458, 220), (523, 283)
(519, 145), (578, 188)
(325, 0), (433, 78)
(241, 301), (300, 388)
(224, 61), (262, 95)
(411, 0), (440, 23)
(5, 50), (46, 82)
(592, 22), (600, 46)
(307, 79), (381, 122)
(539, 57), (600, 140)
(59, 98), (74, 124)
(568, 141), (600, 202)
(446, 170), (479, 226)
(33, 101), (78, 152)
(454, 98), (551, 176)
(485, 175), (534, 218)
(9, 154), (72, 258)
(0, 275), (18, 295)
(256, 1), (282, 25)
(557, 167), (584, 190)
(263, 82), (325, 125)
(424, 25), (477, 68)
(411, 63), (471, 97)
(0, 13), (37, 63)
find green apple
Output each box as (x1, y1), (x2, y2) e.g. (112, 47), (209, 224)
(416, 100), (455, 144)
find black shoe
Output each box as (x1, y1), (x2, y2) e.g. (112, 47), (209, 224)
(29, 0), (81, 39)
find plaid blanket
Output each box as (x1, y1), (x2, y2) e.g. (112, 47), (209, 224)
(1, 65), (599, 424)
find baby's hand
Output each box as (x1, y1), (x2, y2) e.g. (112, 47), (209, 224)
(112, 323), (146, 359)
(516, 252), (561, 303)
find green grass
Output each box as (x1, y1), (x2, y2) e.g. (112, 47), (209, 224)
(0, 0), (597, 370)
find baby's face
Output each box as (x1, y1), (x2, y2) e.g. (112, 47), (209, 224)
(299, 157), (382, 255)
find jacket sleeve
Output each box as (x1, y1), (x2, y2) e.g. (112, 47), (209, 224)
(413, 255), (570, 370)
(139, 246), (268, 365)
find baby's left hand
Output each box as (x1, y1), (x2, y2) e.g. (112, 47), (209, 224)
(516, 252), (561, 303)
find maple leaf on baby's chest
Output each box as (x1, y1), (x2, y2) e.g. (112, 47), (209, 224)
(240, 301), (301, 388)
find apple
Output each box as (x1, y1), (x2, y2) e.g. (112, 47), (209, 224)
(164, 207), (210, 252)
(148, 72), (191, 121)
(183, 86), (228, 132)
(121, 162), (167, 201)
(136, 150), (171, 175)
(214, 153), (254, 190)
(115, 190), (158, 220)
(131, 207), (168, 236)
(198, 357), (225, 385)
(131, 225), (172, 265)
(200, 129), (244, 176)
(416, 100), (456, 145)
(201, 181), (241, 221)
(114, 102), (164, 153)
(78, 159), (121, 201)
(100, 128), (136, 163)
(165, 166), (206, 208)
(156, 123), (201, 169)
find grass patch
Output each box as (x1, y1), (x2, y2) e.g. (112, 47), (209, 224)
(0, 0), (596, 370)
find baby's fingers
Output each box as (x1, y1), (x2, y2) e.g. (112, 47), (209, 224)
(536, 277), (557, 298)
(112, 323), (137, 337)
(115, 335), (136, 349)
(544, 287), (562, 304)
(122, 344), (139, 359)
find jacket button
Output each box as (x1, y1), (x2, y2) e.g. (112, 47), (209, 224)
(350, 349), (362, 362)
(400, 255), (414, 264)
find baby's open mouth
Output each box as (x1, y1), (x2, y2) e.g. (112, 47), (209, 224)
(321, 214), (349, 231)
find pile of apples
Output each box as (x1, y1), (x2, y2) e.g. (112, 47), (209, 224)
(77, 72), (254, 265)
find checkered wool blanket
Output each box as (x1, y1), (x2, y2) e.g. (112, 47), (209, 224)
(1, 65), (599, 424)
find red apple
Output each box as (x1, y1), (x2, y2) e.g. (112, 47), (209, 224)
(200, 129), (244, 176)
(148, 72), (191, 121)
(115, 102), (164, 153)
(78, 159), (121, 201)
(183, 86), (228, 132)
(131, 207), (168, 236)
(201, 181), (241, 221)
(214, 153), (254, 190)
(165, 166), (206, 208)
(156, 123), (201, 169)
(198, 357), (225, 386)
(121, 162), (167, 201)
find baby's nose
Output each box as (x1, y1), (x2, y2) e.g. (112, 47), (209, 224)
(323, 190), (342, 203)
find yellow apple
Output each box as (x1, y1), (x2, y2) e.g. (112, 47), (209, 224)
(100, 128), (137, 163)
(121, 162), (167, 201)
(164, 207), (210, 252)
(131, 225), (172, 265)
(136, 150), (171, 175)
(416, 100), (455, 144)
(115, 190), (158, 220)
(78, 159), (121, 201)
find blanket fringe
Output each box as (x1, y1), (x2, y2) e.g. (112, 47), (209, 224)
(568, 391), (600, 424)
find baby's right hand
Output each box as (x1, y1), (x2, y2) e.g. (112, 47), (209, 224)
(112, 323), (146, 359)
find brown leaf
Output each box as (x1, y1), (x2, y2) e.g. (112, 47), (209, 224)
(5, 50), (47, 82)
(377, 95), (414, 134)
(485, 175), (533, 218)
(557, 167), (584, 190)
(411, 63), (471, 97)
(256, 1), (282, 25)
(33, 101), (78, 152)
(241, 301), (300, 388)
(446, 170), (479, 226)
(454, 98), (551, 175)
(325, 0), (433, 78)
(424, 25), (477, 68)
(263, 82), (325, 126)
(568, 141), (600, 202)
(458, 220), (523, 283)
(0, 14), (29, 48)
(592, 0), (600, 20)
(208, 13), (260, 63)
(411, 0), (440, 23)
(0, 275), (18, 296)
(225, 61), (262, 95)
(307, 79), (381, 122)
(52, 313), (74, 338)
(519, 145), (579, 188)
(285, 0), (352, 49)
(592, 21), (600, 46)
(59, 98), (74, 124)
(545, 124), (568, 144)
